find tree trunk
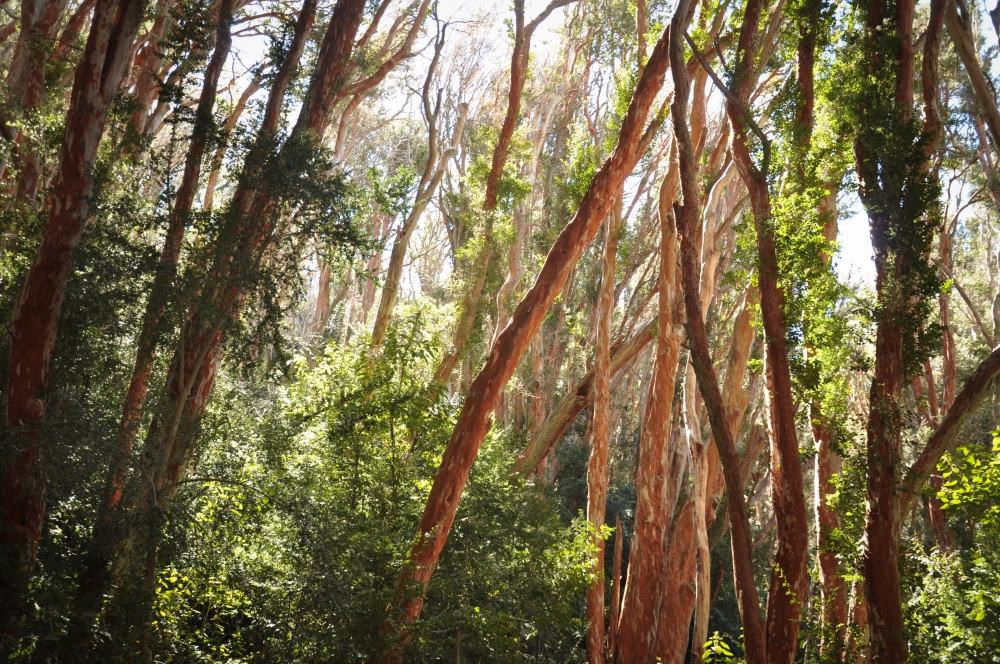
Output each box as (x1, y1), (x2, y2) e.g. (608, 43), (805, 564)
(670, 5), (766, 662)
(653, 501), (698, 664)
(4, 0), (70, 203)
(607, 515), (624, 658)
(88, 0), (368, 628)
(721, 0), (810, 657)
(371, 49), (469, 349)
(112, 0), (234, 514)
(1, 0), (148, 639)
(612, 135), (683, 664)
(374, 25), (673, 662)
(854, 0), (925, 657)
(586, 194), (623, 664)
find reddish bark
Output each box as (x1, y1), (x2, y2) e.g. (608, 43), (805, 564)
(586, 194), (623, 664)
(512, 317), (655, 476)
(110, 0), (235, 516)
(373, 24), (672, 662)
(128, 0), (173, 134)
(861, 215), (908, 664)
(653, 501), (698, 664)
(145, 0), (366, 487)
(855, 0), (921, 657)
(87, 0), (364, 622)
(945, 0), (1000, 151)
(671, 5), (766, 662)
(1, 0), (148, 637)
(4, 0), (71, 203)
(718, 0), (810, 657)
(52, 0), (95, 61)
(615, 141), (683, 664)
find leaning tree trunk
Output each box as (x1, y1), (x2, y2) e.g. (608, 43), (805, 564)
(1, 0), (148, 642)
(373, 24), (673, 663)
(49, 8), (239, 653)
(111, 0), (235, 516)
(670, 4), (766, 662)
(722, 0), (810, 658)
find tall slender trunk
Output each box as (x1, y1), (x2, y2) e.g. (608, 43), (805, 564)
(203, 75), (261, 211)
(612, 138), (683, 664)
(51, 9), (236, 649)
(586, 194), (622, 664)
(854, 0), (929, 657)
(374, 25), (672, 662)
(128, 0), (172, 134)
(719, 0), (810, 658)
(112, 0), (234, 514)
(371, 36), (468, 349)
(652, 501), (698, 664)
(1, 0), (148, 641)
(670, 5), (766, 662)
(90, 0), (368, 627)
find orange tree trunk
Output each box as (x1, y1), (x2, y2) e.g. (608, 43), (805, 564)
(723, 0), (810, 658)
(614, 143), (683, 664)
(586, 196), (623, 664)
(372, 25), (674, 663)
(0, 0), (148, 640)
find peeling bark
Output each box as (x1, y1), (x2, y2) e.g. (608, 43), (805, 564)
(586, 193), (623, 664)
(615, 137), (683, 664)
